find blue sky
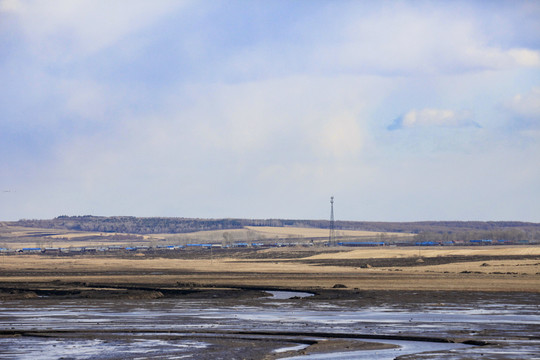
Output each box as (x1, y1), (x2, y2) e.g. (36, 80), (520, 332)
(1, 0), (539, 222)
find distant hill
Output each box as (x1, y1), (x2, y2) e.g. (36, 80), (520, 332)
(11, 216), (540, 242)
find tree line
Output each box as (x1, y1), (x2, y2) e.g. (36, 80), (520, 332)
(11, 216), (540, 241)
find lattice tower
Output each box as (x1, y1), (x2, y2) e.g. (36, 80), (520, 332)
(329, 196), (335, 246)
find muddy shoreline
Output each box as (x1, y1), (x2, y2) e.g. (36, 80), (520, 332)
(1, 289), (535, 359)
(1, 284), (538, 359)
(2, 280), (539, 302)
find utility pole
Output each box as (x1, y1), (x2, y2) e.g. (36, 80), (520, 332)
(329, 196), (335, 246)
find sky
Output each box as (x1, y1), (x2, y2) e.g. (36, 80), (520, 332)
(1, 0), (540, 222)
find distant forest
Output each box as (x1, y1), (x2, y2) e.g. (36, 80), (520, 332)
(11, 216), (540, 242)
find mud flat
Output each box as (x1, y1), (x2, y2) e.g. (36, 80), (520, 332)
(0, 290), (538, 359)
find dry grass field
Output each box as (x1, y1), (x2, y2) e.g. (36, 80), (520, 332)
(305, 246), (540, 259)
(1, 245), (539, 293)
(0, 224), (413, 249)
(2, 224), (538, 293)
(243, 226), (412, 238)
(149, 226), (411, 245)
(0, 225), (149, 248)
(152, 228), (252, 243)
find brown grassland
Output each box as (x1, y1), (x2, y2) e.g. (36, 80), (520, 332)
(0, 224), (411, 249)
(243, 226), (412, 238)
(1, 224), (538, 294)
(1, 245), (539, 293)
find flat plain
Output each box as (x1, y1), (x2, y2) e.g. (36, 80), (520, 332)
(1, 225), (539, 359)
(1, 245), (539, 293)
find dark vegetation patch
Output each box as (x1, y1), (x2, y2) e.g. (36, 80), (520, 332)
(3, 280), (538, 309)
(0, 284), (268, 300)
(11, 216), (540, 239)
(296, 255), (540, 268)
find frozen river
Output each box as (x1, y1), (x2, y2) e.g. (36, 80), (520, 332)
(0, 291), (539, 359)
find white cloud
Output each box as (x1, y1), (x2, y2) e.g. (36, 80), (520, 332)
(6, 0), (188, 62)
(0, 0), (21, 12)
(58, 78), (114, 121)
(508, 87), (540, 119)
(162, 75), (387, 157)
(404, 109), (469, 127)
(2, 1), (540, 221)
(508, 49), (540, 67)
(389, 108), (478, 130)
(316, 112), (364, 159)
(307, 4), (540, 76)
(26, 74), (383, 219)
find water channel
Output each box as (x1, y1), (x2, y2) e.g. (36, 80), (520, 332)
(0, 290), (538, 359)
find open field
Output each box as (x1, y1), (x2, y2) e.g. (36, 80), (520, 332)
(1, 245), (539, 293)
(154, 225), (414, 246)
(305, 245), (540, 259)
(0, 224), (413, 250)
(0, 225), (148, 248)
(244, 226), (412, 238)
(1, 225), (539, 300)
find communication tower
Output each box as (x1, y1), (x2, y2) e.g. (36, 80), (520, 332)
(329, 196), (335, 246)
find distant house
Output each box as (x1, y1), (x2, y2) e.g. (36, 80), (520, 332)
(470, 239), (492, 245)
(233, 243), (248, 248)
(415, 241), (437, 246)
(19, 248), (41, 253)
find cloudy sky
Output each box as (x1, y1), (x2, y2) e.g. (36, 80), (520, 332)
(1, 0), (540, 222)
